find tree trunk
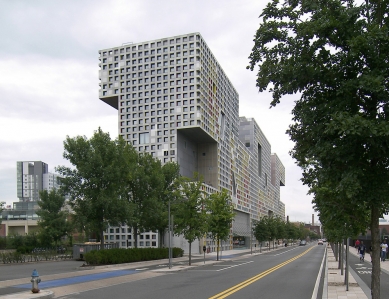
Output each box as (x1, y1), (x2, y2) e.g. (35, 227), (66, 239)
(134, 226), (138, 248)
(371, 205), (380, 299)
(100, 229), (104, 250)
(216, 238), (219, 261)
(189, 241), (192, 266)
(338, 242), (341, 269)
(158, 229), (165, 248)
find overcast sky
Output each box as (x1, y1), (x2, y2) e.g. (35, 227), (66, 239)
(0, 0), (319, 223)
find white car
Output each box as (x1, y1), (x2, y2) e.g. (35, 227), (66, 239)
(318, 239), (324, 245)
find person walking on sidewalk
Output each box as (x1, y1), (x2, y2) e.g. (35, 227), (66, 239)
(355, 239), (360, 253)
(381, 240), (388, 261)
(358, 241), (366, 261)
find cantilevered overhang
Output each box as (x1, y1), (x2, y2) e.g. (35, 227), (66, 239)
(177, 127), (217, 143)
(100, 95), (119, 110)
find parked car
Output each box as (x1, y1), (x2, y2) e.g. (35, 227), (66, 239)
(318, 239), (324, 245)
(299, 240), (307, 246)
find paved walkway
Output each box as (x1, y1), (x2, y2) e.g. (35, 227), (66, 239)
(326, 245), (367, 299)
(1, 242), (387, 299)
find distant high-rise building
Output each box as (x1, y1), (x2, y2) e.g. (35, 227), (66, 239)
(98, 33), (286, 250)
(1, 161), (62, 236)
(16, 161), (61, 202)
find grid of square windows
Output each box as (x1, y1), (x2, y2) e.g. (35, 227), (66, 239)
(100, 33), (238, 194)
(100, 33), (286, 243)
(99, 35), (201, 160)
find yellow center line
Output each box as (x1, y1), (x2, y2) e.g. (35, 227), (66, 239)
(209, 247), (314, 299)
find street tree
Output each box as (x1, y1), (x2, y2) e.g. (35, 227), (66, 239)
(253, 216), (271, 250)
(274, 216), (286, 246)
(174, 174), (208, 265)
(309, 231), (320, 241)
(285, 221), (298, 243)
(154, 162), (181, 248)
(207, 189), (235, 261)
(312, 179), (369, 242)
(296, 223), (309, 241)
(57, 128), (134, 248)
(267, 216), (278, 249)
(126, 152), (165, 247)
(37, 189), (71, 247)
(248, 1), (389, 297)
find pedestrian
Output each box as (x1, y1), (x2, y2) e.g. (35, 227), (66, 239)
(381, 240), (388, 262)
(358, 241), (366, 261)
(355, 239), (360, 253)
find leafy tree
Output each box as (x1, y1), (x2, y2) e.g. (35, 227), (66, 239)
(274, 216), (286, 244)
(285, 221), (298, 243)
(24, 233), (39, 249)
(296, 223), (309, 241)
(57, 128), (134, 249)
(37, 190), (71, 247)
(207, 189), (235, 261)
(253, 216), (271, 250)
(126, 152), (165, 248)
(309, 231), (320, 241)
(313, 182), (369, 243)
(267, 216), (278, 249)
(174, 174), (208, 265)
(248, 1), (389, 297)
(154, 162), (181, 248)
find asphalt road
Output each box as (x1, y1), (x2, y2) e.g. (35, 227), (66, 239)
(41, 244), (326, 299)
(346, 249), (389, 296)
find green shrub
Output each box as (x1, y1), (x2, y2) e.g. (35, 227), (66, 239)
(16, 246), (35, 254)
(84, 247), (184, 265)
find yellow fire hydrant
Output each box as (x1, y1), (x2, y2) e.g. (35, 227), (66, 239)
(31, 269), (41, 293)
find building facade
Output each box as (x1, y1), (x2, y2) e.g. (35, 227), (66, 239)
(16, 161), (61, 202)
(0, 161), (62, 236)
(98, 33), (285, 252)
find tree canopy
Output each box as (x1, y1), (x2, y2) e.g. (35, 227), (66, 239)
(57, 128), (135, 248)
(37, 189), (71, 247)
(207, 189), (235, 260)
(174, 174), (208, 265)
(155, 162), (181, 247)
(248, 1), (389, 297)
(126, 152), (165, 247)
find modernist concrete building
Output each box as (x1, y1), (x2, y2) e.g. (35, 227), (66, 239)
(98, 33), (285, 252)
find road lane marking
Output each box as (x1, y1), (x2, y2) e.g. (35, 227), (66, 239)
(192, 261), (254, 272)
(209, 247), (314, 299)
(358, 271), (372, 274)
(272, 247), (298, 256)
(215, 261), (254, 272)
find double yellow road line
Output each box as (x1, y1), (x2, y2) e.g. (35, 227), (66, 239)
(209, 247), (314, 299)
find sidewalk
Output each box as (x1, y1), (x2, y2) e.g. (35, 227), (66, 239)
(0, 243), (382, 299)
(326, 244), (368, 299)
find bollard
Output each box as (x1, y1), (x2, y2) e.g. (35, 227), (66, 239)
(31, 269), (41, 293)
